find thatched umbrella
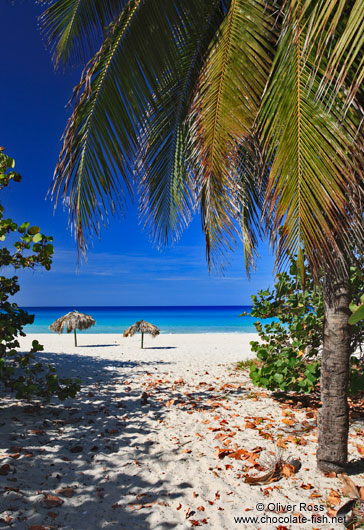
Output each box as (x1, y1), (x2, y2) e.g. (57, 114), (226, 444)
(123, 320), (160, 349)
(49, 310), (96, 347)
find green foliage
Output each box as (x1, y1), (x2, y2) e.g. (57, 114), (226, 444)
(243, 257), (364, 394)
(0, 148), (81, 400)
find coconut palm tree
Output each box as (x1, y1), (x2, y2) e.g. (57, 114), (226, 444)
(41, 0), (364, 472)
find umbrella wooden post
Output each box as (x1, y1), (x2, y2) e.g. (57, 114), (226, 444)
(141, 332), (144, 349)
(74, 328), (77, 347)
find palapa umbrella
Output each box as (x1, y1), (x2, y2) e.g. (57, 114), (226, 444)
(123, 320), (160, 349)
(49, 310), (96, 347)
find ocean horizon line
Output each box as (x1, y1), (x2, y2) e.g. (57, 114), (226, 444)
(21, 305), (268, 334)
(21, 304), (252, 309)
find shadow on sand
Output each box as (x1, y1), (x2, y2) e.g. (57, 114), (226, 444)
(0, 350), (187, 530)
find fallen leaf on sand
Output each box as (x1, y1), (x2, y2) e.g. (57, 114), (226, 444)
(356, 445), (364, 456)
(0, 464), (10, 475)
(300, 483), (314, 490)
(44, 494), (64, 508)
(0, 516), (12, 524)
(197, 506), (205, 511)
(327, 490), (341, 506)
(56, 487), (74, 498)
(181, 449), (192, 454)
(281, 464), (296, 478)
(176, 503), (182, 510)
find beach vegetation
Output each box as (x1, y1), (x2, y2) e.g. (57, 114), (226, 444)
(0, 148), (81, 400)
(40, 0), (364, 472)
(243, 256), (364, 395)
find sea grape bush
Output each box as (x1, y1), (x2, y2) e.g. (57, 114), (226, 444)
(243, 257), (364, 394)
(0, 148), (81, 399)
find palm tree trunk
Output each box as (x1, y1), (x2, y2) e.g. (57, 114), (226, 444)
(74, 328), (77, 347)
(141, 332), (144, 349)
(317, 267), (351, 473)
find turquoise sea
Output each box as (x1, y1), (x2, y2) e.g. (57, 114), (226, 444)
(21, 306), (272, 334)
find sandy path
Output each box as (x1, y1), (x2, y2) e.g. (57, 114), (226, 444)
(0, 334), (363, 529)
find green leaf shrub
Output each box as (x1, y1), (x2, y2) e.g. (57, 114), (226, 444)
(243, 257), (364, 394)
(0, 148), (81, 400)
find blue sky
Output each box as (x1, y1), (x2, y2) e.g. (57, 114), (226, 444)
(1, 2), (275, 306)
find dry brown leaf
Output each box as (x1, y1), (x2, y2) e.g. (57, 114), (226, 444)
(181, 449), (192, 454)
(0, 464), (10, 475)
(327, 489), (341, 506)
(44, 494), (64, 508)
(56, 487), (74, 498)
(176, 503), (182, 510)
(197, 506), (205, 511)
(281, 464), (296, 478)
(215, 448), (232, 459)
(339, 473), (360, 499)
(356, 445), (364, 456)
(282, 418), (295, 426)
(324, 471), (337, 478)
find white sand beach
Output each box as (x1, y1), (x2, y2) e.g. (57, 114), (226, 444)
(1, 333), (363, 530)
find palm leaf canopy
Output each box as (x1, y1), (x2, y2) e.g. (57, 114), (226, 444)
(123, 320), (160, 338)
(42, 0), (364, 279)
(49, 310), (96, 333)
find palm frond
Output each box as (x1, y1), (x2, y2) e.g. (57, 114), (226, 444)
(50, 0), (230, 255)
(259, 2), (364, 277)
(236, 140), (266, 274)
(49, 1), (145, 255)
(189, 0), (275, 271)
(296, 0), (364, 109)
(40, 0), (127, 68)
(136, 0), (226, 248)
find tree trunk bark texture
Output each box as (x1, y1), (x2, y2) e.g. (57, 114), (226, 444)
(317, 270), (351, 473)
(74, 328), (77, 347)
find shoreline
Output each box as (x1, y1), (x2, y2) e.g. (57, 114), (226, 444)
(18, 333), (260, 367)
